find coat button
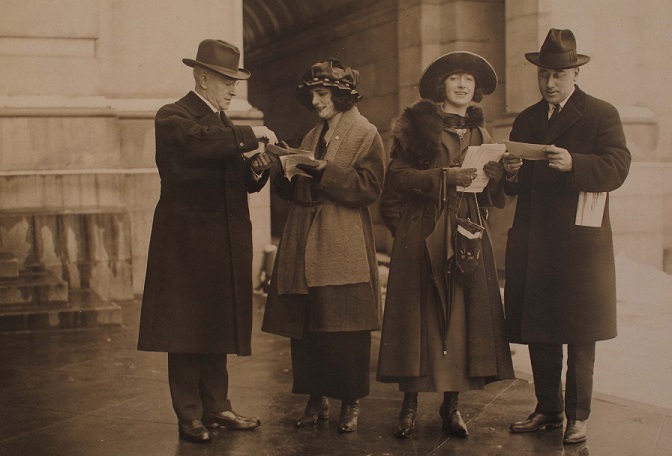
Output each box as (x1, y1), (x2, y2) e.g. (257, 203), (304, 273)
(239, 142), (244, 147)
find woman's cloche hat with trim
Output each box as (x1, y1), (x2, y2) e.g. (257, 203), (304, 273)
(525, 28), (590, 69)
(295, 58), (363, 108)
(183, 39), (251, 80)
(419, 51), (498, 102)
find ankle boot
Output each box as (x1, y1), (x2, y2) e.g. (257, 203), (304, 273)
(440, 392), (468, 437)
(338, 399), (360, 433)
(296, 395), (329, 427)
(394, 392), (418, 439)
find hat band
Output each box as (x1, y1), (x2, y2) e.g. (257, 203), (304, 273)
(540, 49), (578, 67)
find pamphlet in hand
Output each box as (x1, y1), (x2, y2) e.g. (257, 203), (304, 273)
(266, 143), (316, 179)
(503, 140), (548, 160)
(457, 143), (506, 193)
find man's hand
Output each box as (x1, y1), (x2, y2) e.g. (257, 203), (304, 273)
(483, 160), (505, 183)
(445, 167), (478, 187)
(296, 160), (327, 179)
(251, 126), (278, 145)
(250, 152), (276, 174)
(545, 145), (573, 171)
(502, 152), (523, 176)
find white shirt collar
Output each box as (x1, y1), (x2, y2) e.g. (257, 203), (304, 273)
(193, 91), (219, 114)
(548, 86), (575, 113)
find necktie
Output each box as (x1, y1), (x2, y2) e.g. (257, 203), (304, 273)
(315, 121), (329, 160)
(548, 103), (561, 124)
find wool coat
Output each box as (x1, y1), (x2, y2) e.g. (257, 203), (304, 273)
(138, 91), (267, 355)
(504, 86), (631, 344)
(262, 107), (385, 339)
(376, 99), (514, 382)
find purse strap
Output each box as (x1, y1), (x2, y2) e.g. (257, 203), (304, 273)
(456, 191), (483, 227)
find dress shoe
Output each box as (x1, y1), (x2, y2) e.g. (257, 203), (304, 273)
(202, 410), (261, 430)
(440, 393), (468, 437)
(564, 419), (588, 444)
(178, 420), (211, 443)
(394, 393), (418, 439)
(296, 396), (329, 427)
(509, 412), (565, 433)
(338, 400), (360, 433)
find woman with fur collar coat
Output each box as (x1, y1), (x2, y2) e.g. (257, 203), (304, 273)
(377, 52), (514, 439)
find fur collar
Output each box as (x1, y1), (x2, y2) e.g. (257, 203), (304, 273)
(391, 99), (484, 169)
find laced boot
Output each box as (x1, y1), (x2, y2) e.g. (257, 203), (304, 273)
(440, 392), (468, 437)
(394, 392), (418, 439)
(296, 395), (329, 427)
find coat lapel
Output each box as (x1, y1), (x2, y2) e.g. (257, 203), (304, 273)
(177, 91), (222, 126)
(529, 101), (550, 144)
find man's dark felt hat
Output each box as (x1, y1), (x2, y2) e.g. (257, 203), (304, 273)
(183, 39), (251, 80)
(525, 28), (591, 69)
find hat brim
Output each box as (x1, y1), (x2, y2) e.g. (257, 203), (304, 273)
(419, 52), (497, 102)
(182, 58), (251, 80)
(295, 81), (362, 109)
(524, 53), (591, 69)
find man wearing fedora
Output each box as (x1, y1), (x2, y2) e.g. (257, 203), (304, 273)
(138, 39), (278, 444)
(502, 29), (630, 445)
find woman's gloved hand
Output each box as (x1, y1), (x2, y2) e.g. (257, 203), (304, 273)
(445, 167), (478, 187)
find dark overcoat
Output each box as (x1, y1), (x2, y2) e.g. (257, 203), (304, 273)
(504, 86), (631, 344)
(377, 99), (514, 382)
(138, 91), (267, 355)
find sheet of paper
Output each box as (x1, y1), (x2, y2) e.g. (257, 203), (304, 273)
(504, 140), (548, 160)
(457, 143), (506, 193)
(266, 143), (313, 157)
(575, 191), (607, 227)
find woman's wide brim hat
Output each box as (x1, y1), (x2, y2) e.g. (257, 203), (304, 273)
(183, 39), (251, 80)
(419, 51), (497, 102)
(525, 28), (590, 69)
(295, 58), (363, 108)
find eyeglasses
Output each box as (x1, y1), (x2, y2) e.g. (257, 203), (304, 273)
(223, 79), (240, 87)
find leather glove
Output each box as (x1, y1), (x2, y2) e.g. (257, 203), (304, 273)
(296, 160), (327, 179)
(250, 152), (276, 174)
(483, 160), (504, 184)
(445, 167), (478, 187)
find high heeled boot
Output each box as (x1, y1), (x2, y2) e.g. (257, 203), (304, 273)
(296, 395), (329, 427)
(338, 399), (360, 433)
(394, 392), (418, 439)
(440, 392), (468, 437)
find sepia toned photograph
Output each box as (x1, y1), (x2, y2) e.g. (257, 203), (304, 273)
(0, 1), (670, 455)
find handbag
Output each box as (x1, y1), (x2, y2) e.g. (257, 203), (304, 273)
(454, 192), (484, 285)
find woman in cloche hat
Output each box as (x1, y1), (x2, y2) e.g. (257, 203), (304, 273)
(262, 58), (386, 434)
(376, 52), (515, 439)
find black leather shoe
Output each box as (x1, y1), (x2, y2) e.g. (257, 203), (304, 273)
(510, 412), (565, 433)
(202, 410), (261, 430)
(564, 419), (588, 444)
(178, 420), (211, 443)
(296, 396), (329, 427)
(338, 400), (360, 433)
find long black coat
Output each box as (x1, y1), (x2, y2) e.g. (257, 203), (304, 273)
(138, 92), (268, 355)
(504, 87), (631, 344)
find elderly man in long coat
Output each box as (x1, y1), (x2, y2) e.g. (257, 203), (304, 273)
(502, 29), (631, 445)
(137, 39), (277, 444)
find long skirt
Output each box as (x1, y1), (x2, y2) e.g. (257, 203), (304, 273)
(291, 329), (371, 401)
(398, 280), (484, 393)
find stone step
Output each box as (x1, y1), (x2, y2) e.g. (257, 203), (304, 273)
(0, 268), (68, 306)
(0, 290), (122, 332)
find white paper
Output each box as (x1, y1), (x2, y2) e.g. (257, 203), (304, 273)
(504, 140), (548, 160)
(575, 192), (607, 227)
(457, 143), (507, 193)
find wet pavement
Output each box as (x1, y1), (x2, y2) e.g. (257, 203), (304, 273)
(1, 299), (671, 456)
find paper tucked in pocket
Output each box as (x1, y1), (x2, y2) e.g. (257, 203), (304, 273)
(575, 192), (607, 227)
